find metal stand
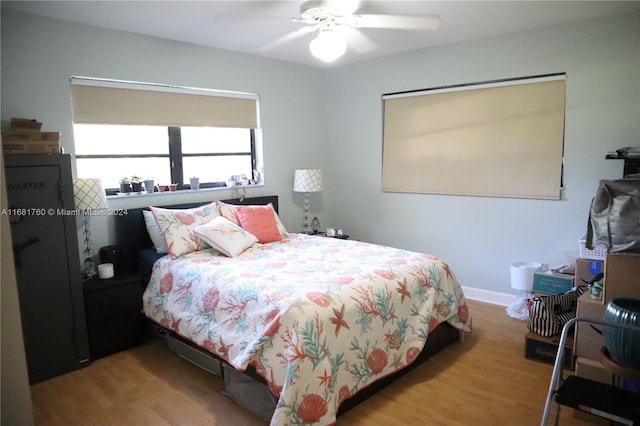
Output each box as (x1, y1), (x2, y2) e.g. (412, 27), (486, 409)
(302, 191), (310, 234)
(541, 317), (640, 426)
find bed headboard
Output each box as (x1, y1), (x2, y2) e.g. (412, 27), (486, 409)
(114, 195), (279, 274)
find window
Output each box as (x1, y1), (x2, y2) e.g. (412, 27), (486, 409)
(382, 74), (566, 200)
(69, 77), (261, 194)
(74, 124), (255, 192)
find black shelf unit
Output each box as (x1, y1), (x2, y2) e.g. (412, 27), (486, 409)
(4, 154), (91, 383)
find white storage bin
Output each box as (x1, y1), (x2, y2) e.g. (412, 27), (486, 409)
(578, 237), (606, 260)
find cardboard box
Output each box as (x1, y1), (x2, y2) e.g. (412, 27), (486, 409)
(575, 356), (614, 383)
(603, 253), (640, 302)
(575, 258), (603, 287)
(1, 131), (60, 154)
(533, 272), (575, 295)
(573, 357), (614, 425)
(1, 131), (59, 142)
(10, 117), (42, 131)
(525, 332), (574, 370)
(1, 140), (59, 154)
(574, 293), (606, 360)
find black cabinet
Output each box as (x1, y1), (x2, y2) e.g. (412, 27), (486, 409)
(83, 273), (145, 359)
(4, 154), (90, 383)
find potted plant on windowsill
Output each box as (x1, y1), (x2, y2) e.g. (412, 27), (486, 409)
(130, 175), (142, 193)
(119, 176), (131, 194)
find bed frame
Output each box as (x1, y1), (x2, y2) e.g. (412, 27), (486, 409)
(114, 195), (460, 419)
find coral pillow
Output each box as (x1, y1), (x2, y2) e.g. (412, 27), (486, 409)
(216, 200), (241, 226)
(194, 216), (257, 257)
(150, 202), (219, 259)
(217, 201), (289, 237)
(236, 204), (283, 243)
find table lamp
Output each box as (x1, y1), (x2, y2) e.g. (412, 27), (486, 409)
(73, 178), (107, 279)
(507, 261), (543, 321)
(511, 261), (543, 293)
(293, 169), (323, 234)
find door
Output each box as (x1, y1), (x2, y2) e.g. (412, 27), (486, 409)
(6, 164), (81, 379)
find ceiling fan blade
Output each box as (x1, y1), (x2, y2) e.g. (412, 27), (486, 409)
(354, 14), (440, 30)
(259, 25), (317, 52)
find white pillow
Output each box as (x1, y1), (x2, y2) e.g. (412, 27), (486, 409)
(194, 216), (258, 257)
(143, 210), (167, 253)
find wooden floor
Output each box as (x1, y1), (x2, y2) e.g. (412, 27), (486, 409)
(30, 300), (592, 425)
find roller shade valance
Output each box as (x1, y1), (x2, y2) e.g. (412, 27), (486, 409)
(70, 77), (259, 128)
(382, 74), (566, 200)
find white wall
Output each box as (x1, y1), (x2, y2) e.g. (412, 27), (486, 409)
(323, 11), (639, 299)
(2, 10), (639, 302)
(0, 10), (328, 246)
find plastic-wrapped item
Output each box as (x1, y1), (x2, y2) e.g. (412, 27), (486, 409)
(506, 293), (533, 321)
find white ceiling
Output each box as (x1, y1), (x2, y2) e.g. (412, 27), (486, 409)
(3, 0), (639, 67)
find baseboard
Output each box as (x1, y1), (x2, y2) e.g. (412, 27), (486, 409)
(462, 286), (515, 307)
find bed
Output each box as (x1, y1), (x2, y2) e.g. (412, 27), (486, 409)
(115, 195), (472, 425)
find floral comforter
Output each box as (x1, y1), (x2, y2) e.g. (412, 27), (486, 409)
(142, 234), (472, 425)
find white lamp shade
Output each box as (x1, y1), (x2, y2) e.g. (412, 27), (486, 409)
(310, 30), (347, 62)
(293, 169), (324, 193)
(73, 178), (107, 210)
(510, 261), (544, 291)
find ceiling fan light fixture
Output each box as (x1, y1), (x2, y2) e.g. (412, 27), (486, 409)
(310, 30), (346, 62)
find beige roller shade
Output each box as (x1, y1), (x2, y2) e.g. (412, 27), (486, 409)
(382, 75), (566, 200)
(70, 77), (259, 128)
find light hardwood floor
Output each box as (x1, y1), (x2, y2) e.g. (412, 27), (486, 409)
(30, 300), (591, 425)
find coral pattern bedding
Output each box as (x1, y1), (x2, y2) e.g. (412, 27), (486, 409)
(143, 233), (472, 425)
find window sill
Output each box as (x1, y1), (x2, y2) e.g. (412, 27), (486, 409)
(106, 183), (263, 200)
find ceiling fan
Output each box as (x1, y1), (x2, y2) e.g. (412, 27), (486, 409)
(289, 0), (440, 62)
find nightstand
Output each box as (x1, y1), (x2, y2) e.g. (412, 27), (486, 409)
(83, 272), (145, 359)
(312, 232), (350, 240)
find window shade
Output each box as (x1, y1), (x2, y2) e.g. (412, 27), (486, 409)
(70, 77), (259, 128)
(382, 75), (566, 200)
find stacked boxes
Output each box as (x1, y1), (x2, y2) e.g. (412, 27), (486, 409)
(1, 117), (60, 154)
(574, 252), (640, 359)
(574, 293), (606, 360)
(602, 253), (640, 302)
(575, 253), (640, 360)
(573, 252), (640, 422)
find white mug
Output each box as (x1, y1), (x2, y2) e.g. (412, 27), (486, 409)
(98, 263), (114, 280)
